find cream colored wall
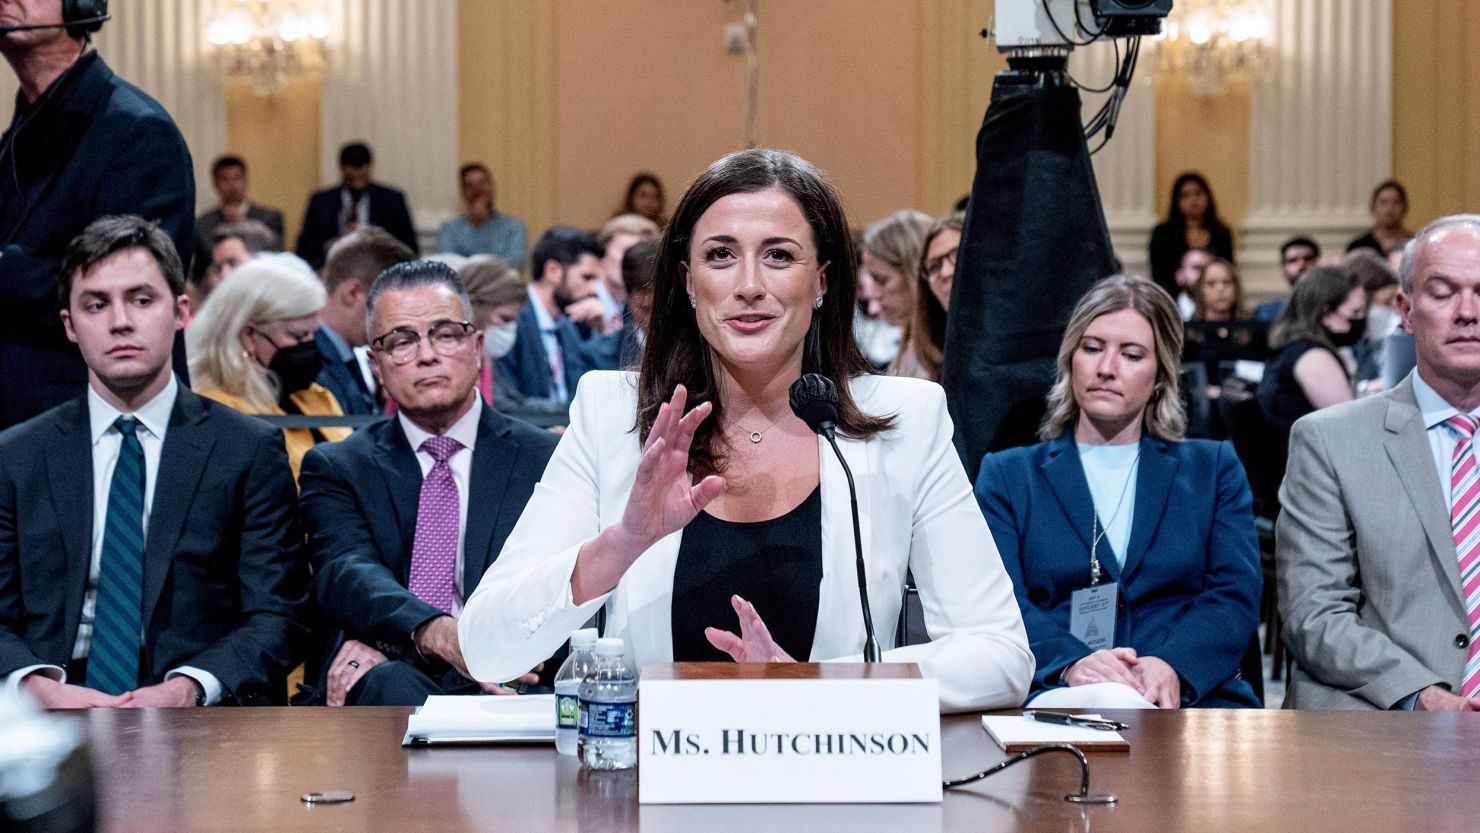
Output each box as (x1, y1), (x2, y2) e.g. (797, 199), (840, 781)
(217, 2), (1478, 260)
(1393, 0), (1480, 228)
(224, 75), (322, 248)
(548, 0), (923, 233)
(1152, 79), (1251, 237)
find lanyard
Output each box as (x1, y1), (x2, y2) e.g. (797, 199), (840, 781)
(1088, 448), (1140, 586)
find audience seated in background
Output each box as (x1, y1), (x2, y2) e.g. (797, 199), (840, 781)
(1347, 179), (1414, 255)
(1346, 248), (1401, 391)
(854, 237), (903, 371)
(1173, 247), (1213, 321)
(619, 238), (658, 369)
(194, 155), (285, 284)
(596, 212), (660, 330)
(435, 163), (528, 270)
(860, 209), (934, 380)
(498, 225), (618, 403)
(298, 260), (558, 706)
(199, 219), (276, 299)
(618, 171), (667, 227)
(1278, 214), (1480, 711)
(460, 147), (1032, 712)
(1148, 172), (1235, 299)
(1191, 256), (1246, 323)
(455, 255), (564, 425)
(0, 10), (195, 430)
(188, 255), (351, 480)
(1256, 236), (1322, 322)
(1259, 265), (1364, 438)
(1, 215), (308, 708)
(976, 275), (1261, 709)
(909, 211), (963, 383)
(296, 142), (418, 269)
(316, 227), (415, 415)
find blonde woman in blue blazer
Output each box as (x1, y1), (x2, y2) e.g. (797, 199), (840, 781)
(460, 149), (1032, 712)
(976, 276), (1261, 709)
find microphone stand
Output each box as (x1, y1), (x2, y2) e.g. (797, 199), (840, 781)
(820, 429), (881, 663)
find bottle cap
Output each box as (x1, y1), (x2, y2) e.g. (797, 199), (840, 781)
(595, 637), (625, 657)
(571, 628), (599, 649)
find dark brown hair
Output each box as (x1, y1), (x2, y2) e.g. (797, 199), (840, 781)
(636, 148), (893, 478)
(1191, 256), (1246, 321)
(910, 211), (965, 380)
(1269, 265), (1358, 353)
(60, 214), (185, 305)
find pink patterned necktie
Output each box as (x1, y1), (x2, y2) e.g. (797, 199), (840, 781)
(408, 435), (463, 613)
(1444, 414), (1480, 697)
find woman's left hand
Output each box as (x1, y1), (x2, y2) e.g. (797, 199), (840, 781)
(1135, 656), (1182, 709)
(705, 595), (796, 663)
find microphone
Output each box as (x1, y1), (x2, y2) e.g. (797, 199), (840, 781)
(789, 373), (882, 663)
(0, 14), (110, 34)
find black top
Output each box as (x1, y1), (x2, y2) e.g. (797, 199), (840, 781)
(1258, 338), (1342, 433)
(670, 486), (824, 662)
(1147, 220), (1236, 299)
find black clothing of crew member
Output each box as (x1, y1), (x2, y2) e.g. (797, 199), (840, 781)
(0, 51), (195, 428)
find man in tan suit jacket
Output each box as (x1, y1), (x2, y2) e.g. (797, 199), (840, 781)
(1278, 214), (1480, 711)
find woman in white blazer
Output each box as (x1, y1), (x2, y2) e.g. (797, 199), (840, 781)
(460, 149), (1032, 712)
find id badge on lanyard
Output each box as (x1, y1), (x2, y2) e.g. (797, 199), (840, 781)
(1069, 514), (1118, 651)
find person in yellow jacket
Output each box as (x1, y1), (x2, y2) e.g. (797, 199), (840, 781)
(188, 254), (352, 480)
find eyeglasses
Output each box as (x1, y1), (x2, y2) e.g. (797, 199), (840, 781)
(371, 320), (475, 365)
(925, 248), (958, 282)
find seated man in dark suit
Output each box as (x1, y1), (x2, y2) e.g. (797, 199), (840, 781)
(498, 226), (620, 404)
(0, 215), (309, 708)
(295, 142), (419, 269)
(314, 227), (415, 415)
(299, 260), (558, 706)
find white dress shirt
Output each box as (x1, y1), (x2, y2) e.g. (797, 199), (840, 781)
(398, 396), (482, 616)
(526, 284), (569, 403)
(5, 377), (221, 704)
(338, 186), (371, 230)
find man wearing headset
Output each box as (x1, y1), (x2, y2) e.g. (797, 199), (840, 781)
(0, 0), (195, 429)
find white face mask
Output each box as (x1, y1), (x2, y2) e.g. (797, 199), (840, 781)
(482, 321), (518, 360)
(1366, 305), (1399, 341)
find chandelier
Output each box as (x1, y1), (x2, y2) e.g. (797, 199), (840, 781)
(1149, 0), (1273, 97)
(206, 0), (330, 96)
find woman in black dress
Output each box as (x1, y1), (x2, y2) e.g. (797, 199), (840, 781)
(1148, 172), (1235, 298)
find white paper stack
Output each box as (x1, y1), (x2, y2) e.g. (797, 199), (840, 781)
(401, 694), (556, 746)
(979, 713), (1129, 753)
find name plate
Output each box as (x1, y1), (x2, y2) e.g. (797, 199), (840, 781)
(637, 663), (941, 804)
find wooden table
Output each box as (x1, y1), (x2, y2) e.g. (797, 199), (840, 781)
(74, 706), (1480, 833)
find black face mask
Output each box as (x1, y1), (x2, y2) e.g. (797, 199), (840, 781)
(269, 339), (324, 396)
(1327, 317), (1366, 348)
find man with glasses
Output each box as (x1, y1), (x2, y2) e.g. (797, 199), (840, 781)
(1257, 236), (1323, 322)
(298, 260), (558, 705)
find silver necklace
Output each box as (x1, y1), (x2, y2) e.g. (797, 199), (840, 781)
(1088, 448), (1140, 585)
(746, 418), (778, 444)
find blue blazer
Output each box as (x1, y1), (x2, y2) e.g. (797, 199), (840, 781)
(313, 326), (376, 416)
(975, 433), (1262, 707)
(497, 302), (617, 402)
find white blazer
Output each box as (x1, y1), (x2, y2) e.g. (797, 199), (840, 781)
(460, 371), (1033, 712)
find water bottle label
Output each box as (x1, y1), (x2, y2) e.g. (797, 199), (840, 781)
(557, 693), (579, 729)
(579, 699), (634, 739)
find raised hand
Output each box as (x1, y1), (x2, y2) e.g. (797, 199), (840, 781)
(705, 595), (796, 663)
(572, 385), (726, 605)
(620, 385), (726, 549)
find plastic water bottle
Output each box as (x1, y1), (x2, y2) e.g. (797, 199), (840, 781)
(553, 628), (599, 756)
(577, 637), (637, 770)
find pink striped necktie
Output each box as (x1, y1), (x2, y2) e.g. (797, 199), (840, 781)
(408, 435), (463, 613)
(1444, 413), (1480, 697)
